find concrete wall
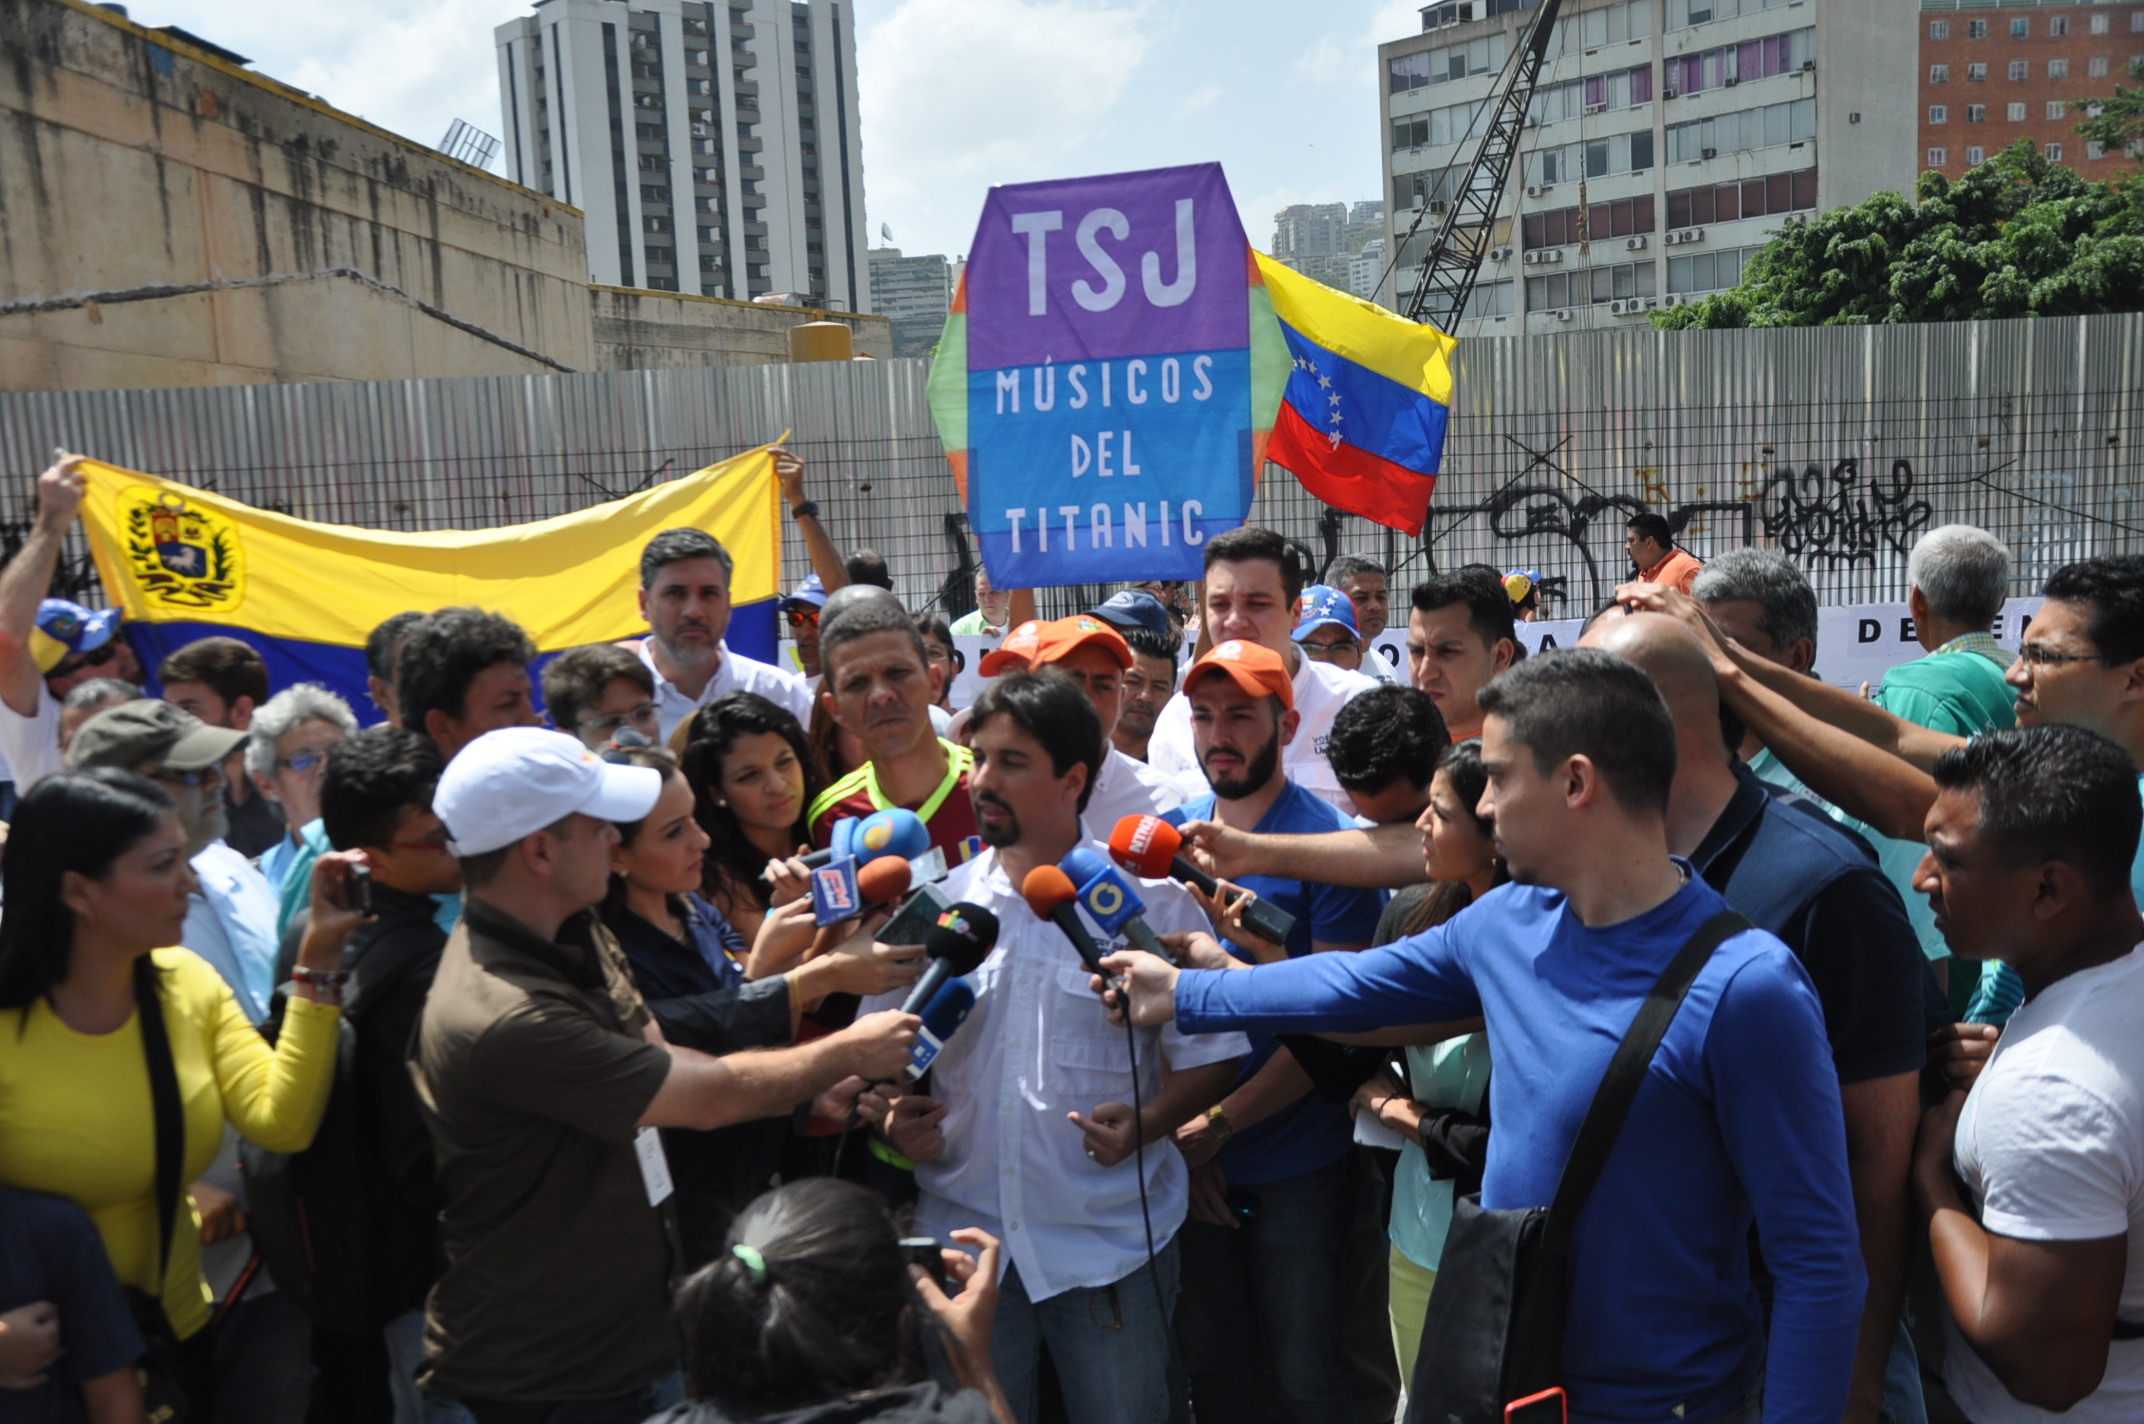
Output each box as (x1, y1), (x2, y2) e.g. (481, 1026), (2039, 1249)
(590, 285), (890, 368)
(1815, 0), (1918, 212)
(0, 0), (596, 388)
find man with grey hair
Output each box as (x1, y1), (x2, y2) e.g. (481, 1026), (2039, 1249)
(57, 677), (139, 756)
(1886, 525), (2016, 738)
(246, 683), (361, 929)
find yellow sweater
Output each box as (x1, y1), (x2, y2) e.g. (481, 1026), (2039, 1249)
(0, 949), (341, 1338)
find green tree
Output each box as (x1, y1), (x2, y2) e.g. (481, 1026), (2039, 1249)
(1653, 140), (2144, 329)
(2075, 58), (2144, 157)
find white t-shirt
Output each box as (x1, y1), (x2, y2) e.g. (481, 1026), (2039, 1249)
(1145, 650), (1379, 811)
(639, 639), (814, 745)
(1946, 944), (2144, 1424)
(1081, 746), (1184, 844)
(0, 684), (66, 792)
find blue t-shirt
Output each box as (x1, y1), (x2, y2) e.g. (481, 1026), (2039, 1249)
(1170, 782), (1386, 1187)
(0, 1188), (145, 1423)
(1175, 873), (1864, 1424)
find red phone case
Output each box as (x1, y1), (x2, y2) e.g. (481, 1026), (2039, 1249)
(1504, 1386), (1568, 1424)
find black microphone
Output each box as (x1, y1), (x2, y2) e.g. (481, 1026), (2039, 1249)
(1022, 865), (1121, 995)
(898, 902), (999, 1016)
(1109, 814), (1297, 947)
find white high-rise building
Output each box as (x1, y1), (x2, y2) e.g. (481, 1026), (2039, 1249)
(495, 0), (870, 310)
(1379, 0), (1914, 335)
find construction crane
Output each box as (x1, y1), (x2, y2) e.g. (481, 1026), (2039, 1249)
(1401, 0), (1569, 331)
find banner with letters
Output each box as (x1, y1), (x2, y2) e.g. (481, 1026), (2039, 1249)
(927, 163), (1288, 590)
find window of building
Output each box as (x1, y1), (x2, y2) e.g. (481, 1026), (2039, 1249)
(2045, 142), (2064, 161)
(1929, 104), (1948, 124)
(2050, 16), (2069, 37)
(2087, 140), (2107, 160)
(1388, 32), (1509, 92)
(2048, 58), (2069, 78)
(1665, 0), (1800, 30)
(2009, 60), (2029, 81)
(1966, 62), (1987, 81)
(1664, 27), (1814, 95)
(1666, 96), (1818, 162)
(1665, 167), (1817, 225)
(1930, 63), (1949, 84)
(2091, 13), (2110, 35)
(1667, 244), (1760, 295)
(1968, 19), (1987, 39)
(1930, 19), (1949, 40)
(1523, 194), (1658, 248)
(2048, 99), (2069, 119)
(1928, 146), (1948, 167)
(1967, 104), (1986, 122)
(2007, 102), (2025, 121)
(2090, 56), (2110, 77)
(1526, 128), (1655, 184)
(2011, 18), (2029, 38)
(2134, 12), (2144, 31)
(1472, 279), (1515, 318)
(1967, 145), (1986, 165)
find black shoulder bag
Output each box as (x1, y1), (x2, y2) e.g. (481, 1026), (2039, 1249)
(129, 957), (198, 1424)
(1404, 910), (1750, 1424)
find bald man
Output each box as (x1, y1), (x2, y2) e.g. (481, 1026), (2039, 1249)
(1580, 614), (1938, 1424)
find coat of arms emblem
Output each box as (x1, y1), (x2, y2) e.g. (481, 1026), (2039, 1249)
(120, 488), (245, 611)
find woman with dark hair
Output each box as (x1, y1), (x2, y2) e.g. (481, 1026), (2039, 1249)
(0, 769), (365, 1408)
(1345, 740), (1503, 1385)
(915, 613), (957, 713)
(650, 1178), (1012, 1424)
(602, 747), (921, 1263)
(678, 693), (828, 944)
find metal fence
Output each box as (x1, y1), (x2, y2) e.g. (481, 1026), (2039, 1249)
(2, 312), (2140, 624)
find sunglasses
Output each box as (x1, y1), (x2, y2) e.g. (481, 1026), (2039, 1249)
(278, 750), (328, 774)
(47, 642), (119, 680)
(786, 609), (821, 628)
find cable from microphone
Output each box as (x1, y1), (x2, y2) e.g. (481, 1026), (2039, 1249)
(1021, 865), (1122, 995)
(897, 901), (999, 1016)
(1108, 814), (1297, 948)
(1060, 847), (1177, 965)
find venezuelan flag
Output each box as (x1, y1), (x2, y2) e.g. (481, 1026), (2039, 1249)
(1254, 252), (1456, 538)
(77, 448), (782, 712)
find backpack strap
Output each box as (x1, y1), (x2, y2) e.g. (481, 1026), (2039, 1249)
(1542, 909), (1750, 1248)
(134, 956), (186, 1298)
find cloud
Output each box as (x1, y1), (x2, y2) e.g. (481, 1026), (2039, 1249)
(859, 0), (1155, 225)
(1176, 81), (1223, 115)
(1366, 2), (1422, 45)
(1292, 39), (1344, 85)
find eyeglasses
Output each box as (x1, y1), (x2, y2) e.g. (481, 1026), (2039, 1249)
(146, 766), (216, 789)
(1299, 639), (1360, 661)
(278, 750), (328, 774)
(786, 609), (821, 628)
(576, 702), (660, 739)
(2014, 642), (2105, 669)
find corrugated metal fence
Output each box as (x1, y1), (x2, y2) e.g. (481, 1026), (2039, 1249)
(2, 313), (2139, 622)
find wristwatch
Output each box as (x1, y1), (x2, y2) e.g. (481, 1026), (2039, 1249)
(792, 499), (820, 519)
(291, 965), (350, 1006)
(1205, 1105), (1236, 1144)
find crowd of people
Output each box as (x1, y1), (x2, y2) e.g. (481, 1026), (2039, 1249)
(0, 446), (2137, 1424)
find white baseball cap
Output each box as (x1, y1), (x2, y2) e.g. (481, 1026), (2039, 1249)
(433, 726), (663, 857)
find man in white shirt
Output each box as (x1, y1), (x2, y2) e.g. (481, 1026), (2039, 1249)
(633, 528), (812, 742)
(871, 670), (1245, 1424)
(1911, 725), (2144, 1424)
(0, 456), (146, 795)
(1147, 528), (1379, 811)
(976, 614), (1183, 841)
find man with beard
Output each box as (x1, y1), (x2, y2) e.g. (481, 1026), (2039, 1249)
(1164, 640), (1385, 1424)
(633, 528), (812, 744)
(864, 670), (1245, 1424)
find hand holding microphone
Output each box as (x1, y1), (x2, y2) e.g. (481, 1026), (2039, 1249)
(1109, 815), (1296, 948)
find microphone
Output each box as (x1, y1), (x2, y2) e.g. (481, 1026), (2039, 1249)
(1060, 847), (1176, 964)
(802, 808), (930, 870)
(810, 854), (912, 927)
(1108, 814), (1297, 948)
(1021, 865), (1121, 995)
(906, 977), (977, 1080)
(898, 901), (999, 1015)
(857, 856), (912, 910)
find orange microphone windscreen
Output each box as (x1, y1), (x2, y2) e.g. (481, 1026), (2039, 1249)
(857, 856), (913, 904)
(1020, 864), (1080, 918)
(1109, 814), (1181, 878)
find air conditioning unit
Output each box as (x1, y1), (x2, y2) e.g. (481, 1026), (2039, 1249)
(1679, 226), (1705, 244)
(1539, 248), (1563, 264)
(1701, 147), (1718, 160)
(1662, 230), (1681, 246)
(1664, 86), (1678, 99)
(1429, 200), (1452, 215)
(1609, 299), (1631, 315)
(1523, 250), (1542, 265)
(1660, 294), (1685, 308)
(1625, 235), (1649, 251)
(1584, 102), (1607, 116)
(1552, 309), (1575, 322)
(1489, 245), (1513, 260)
(1724, 75), (1738, 87)
(1802, 58), (1815, 71)
(1524, 183), (1546, 197)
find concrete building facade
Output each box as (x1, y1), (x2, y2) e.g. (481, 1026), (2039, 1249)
(1380, 0), (1917, 337)
(495, 0), (871, 312)
(865, 246), (949, 357)
(1919, 0), (2144, 180)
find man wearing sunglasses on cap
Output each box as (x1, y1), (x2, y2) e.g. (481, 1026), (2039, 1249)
(0, 455), (146, 797)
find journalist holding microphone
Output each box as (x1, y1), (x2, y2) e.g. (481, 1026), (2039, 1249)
(861, 671), (1247, 1424)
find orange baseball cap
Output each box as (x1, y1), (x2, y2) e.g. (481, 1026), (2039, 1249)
(1182, 639), (1294, 710)
(978, 620), (1046, 677)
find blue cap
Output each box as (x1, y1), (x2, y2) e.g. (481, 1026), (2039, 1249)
(781, 574), (828, 612)
(32, 598), (121, 673)
(1089, 589), (1171, 642)
(1292, 585), (1359, 640)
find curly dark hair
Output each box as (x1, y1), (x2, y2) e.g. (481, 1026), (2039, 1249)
(393, 608), (536, 736)
(678, 693), (827, 916)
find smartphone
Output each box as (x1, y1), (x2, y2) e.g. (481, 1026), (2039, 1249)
(877, 883), (953, 947)
(898, 1237), (947, 1289)
(1505, 1387), (1568, 1424)
(349, 864), (375, 917)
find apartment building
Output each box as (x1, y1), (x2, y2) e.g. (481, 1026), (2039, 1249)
(495, 0), (870, 309)
(867, 246), (952, 357)
(1920, 1), (2144, 180)
(1379, 0), (1915, 336)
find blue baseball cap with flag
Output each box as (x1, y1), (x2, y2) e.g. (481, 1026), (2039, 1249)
(1089, 589), (1171, 643)
(1292, 585), (1359, 641)
(780, 574), (828, 613)
(32, 598), (122, 674)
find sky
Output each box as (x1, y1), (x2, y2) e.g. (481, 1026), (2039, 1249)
(119, 0), (1418, 259)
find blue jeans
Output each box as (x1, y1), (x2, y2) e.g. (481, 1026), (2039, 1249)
(1177, 1153), (1357, 1424)
(992, 1239), (1180, 1424)
(385, 1309), (475, 1424)
(1881, 1321), (1928, 1424)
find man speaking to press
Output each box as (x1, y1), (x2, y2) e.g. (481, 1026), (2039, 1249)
(864, 671), (1246, 1424)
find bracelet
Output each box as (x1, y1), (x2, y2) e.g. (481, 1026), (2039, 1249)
(792, 500), (819, 519)
(1206, 1104), (1235, 1143)
(291, 965), (350, 988)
